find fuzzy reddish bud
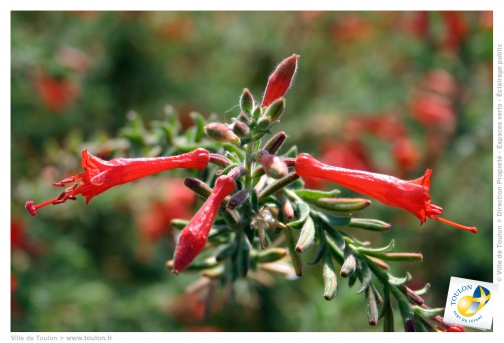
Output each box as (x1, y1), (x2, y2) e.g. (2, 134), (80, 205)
(205, 122), (241, 145)
(256, 150), (288, 179)
(261, 54), (299, 107)
(173, 175), (236, 274)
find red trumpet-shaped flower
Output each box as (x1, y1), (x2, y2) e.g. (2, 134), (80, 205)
(295, 153), (477, 233)
(25, 148), (210, 216)
(173, 175), (236, 274)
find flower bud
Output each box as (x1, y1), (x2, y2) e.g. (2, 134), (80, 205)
(256, 150), (288, 179)
(263, 97), (285, 122)
(240, 88), (254, 115)
(227, 189), (250, 210)
(262, 54), (299, 107)
(262, 131), (287, 155)
(232, 119), (250, 138)
(205, 122), (240, 145)
(256, 115), (272, 131)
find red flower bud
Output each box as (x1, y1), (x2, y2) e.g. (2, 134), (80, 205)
(295, 153), (477, 233)
(173, 175), (236, 273)
(25, 148), (209, 216)
(261, 54), (299, 107)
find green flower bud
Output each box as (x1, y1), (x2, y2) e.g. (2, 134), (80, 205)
(240, 88), (254, 115)
(205, 122), (241, 145)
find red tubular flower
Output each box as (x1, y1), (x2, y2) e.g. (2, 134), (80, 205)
(25, 148), (210, 216)
(261, 54), (299, 107)
(295, 153), (477, 233)
(173, 175), (236, 274)
(447, 324), (466, 332)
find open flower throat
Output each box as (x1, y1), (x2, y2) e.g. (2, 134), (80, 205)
(295, 153), (477, 233)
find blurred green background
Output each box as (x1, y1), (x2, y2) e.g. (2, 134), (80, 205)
(11, 11), (493, 332)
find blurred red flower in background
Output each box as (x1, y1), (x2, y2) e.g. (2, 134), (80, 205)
(33, 69), (80, 113)
(136, 178), (195, 242)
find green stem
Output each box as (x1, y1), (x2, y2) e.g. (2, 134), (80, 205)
(245, 142), (254, 189)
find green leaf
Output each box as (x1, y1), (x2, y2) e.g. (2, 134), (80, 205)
(412, 306), (444, 318)
(293, 188), (340, 201)
(239, 238), (250, 277)
(285, 227), (303, 277)
(295, 216), (315, 252)
(348, 218), (391, 232)
(282, 145), (298, 158)
(365, 284), (379, 325)
(286, 201), (310, 228)
(387, 272), (412, 286)
(413, 283), (431, 296)
(356, 258), (372, 294)
(308, 224), (326, 266)
(357, 239), (395, 254)
(323, 249), (338, 300)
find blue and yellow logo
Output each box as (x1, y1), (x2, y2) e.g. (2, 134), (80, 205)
(457, 286), (491, 317)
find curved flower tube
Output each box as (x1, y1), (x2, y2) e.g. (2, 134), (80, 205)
(173, 175), (236, 274)
(295, 153), (477, 233)
(25, 148), (210, 216)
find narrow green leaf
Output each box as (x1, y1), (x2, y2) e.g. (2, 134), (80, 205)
(293, 188), (340, 201)
(365, 284), (379, 325)
(387, 272), (412, 286)
(356, 239), (395, 254)
(356, 258), (372, 294)
(323, 249), (338, 300)
(412, 305), (444, 318)
(285, 227), (303, 276)
(190, 112), (206, 143)
(295, 216), (315, 252)
(286, 201), (310, 228)
(348, 218), (391, 232)
(308, 224), (326, 265)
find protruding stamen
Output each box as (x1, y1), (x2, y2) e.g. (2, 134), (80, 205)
(52, 177), (76, 187)
(433, 216), (477, 233)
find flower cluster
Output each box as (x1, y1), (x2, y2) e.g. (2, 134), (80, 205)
(25, 54), (478, 332)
